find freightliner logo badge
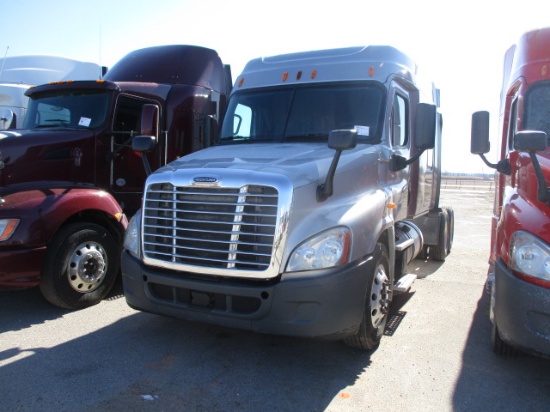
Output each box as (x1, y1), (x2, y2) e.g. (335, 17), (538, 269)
(193, 176), (218, 184)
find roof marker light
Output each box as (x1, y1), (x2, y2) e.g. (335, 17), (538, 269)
(282, 72), (289, 82)
(296, 71), (302, 80)
(311, 69), (317, 79)
(238, 77), (244, 87)
(369, 66), (374, 77)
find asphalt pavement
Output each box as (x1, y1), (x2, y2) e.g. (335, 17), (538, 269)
(1, 187), (550, 411)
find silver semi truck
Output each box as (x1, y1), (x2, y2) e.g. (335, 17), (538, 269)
(121, 45), (453, 350)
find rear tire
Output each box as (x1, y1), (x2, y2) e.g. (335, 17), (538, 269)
(430, 209), (450, 261)
(39, 222), (119, 310)
(344, 243), (391, 351)
(444, 206), (454, 255)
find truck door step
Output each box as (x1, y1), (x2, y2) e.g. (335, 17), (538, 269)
(393, 273), (417, 293)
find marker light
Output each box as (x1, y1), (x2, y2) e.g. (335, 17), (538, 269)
(0, 219), (19, 241)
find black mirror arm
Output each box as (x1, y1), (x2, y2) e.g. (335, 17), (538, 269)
(317, 150), (343, 202)
(390, 147), (428, 172)
(478, 153), (511, 175)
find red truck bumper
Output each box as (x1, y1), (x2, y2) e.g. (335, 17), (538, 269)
(494, 258), (550, 357)
(0, 246), (46, 288)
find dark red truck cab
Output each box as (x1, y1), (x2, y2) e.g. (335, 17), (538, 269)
(0, 45), (231, 309)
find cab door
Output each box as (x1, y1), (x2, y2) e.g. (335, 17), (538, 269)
(109, 95), (162, 215)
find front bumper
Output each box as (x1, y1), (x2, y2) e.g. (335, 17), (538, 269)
(122, 251), (375, 340)
(0, 246), (46, 288)
(493, 258), (550, 357)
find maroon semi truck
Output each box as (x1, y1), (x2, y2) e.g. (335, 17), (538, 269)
(0, 45), (231, 309)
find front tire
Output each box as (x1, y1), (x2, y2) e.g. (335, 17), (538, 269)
(344, 243), (391, 351)
(40, 222), (119, 310)
(491, 320), (517, 357)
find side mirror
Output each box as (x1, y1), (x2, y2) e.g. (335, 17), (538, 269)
(514, 130), (548, 152)
(470, 110), (510, 175)
(133, 104), (159, 177)
(471, 111), (490, 154)
(0, 109), (15, 130)
(317, 129), (358, 202)
(328, 128), (357, 150)
(514, 130), (550, 203)
(390, 104), (436, 171)
(140, 104), (159, 137)
(132, 135), (156, 153)
(415, 103), (436, 149)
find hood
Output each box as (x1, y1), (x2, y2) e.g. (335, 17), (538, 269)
(157, 142), (377, 188)
(0, 128), (95, 189)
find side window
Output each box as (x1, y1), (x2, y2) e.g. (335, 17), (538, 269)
(233, 103), (252, 137)
(391, 94), (409, 147)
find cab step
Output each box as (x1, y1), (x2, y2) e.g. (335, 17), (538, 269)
(393, 273), (417, 293)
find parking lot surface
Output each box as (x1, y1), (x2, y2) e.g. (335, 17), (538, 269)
(1, 187), (550, 411)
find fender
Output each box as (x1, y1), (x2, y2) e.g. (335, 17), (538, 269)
(0, 184), (127, 248)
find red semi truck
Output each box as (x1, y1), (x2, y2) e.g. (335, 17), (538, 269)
(471, 27), (550, 357)
(0, 45), (231, 309)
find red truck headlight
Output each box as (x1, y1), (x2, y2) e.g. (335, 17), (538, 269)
(510, 230), (550, 287)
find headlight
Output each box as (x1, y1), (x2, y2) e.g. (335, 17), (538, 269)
(124, 209), (142, 259)
(287, 227), (350, 272)
(510, 230), (550, 282)
(0, 219), (19, 241)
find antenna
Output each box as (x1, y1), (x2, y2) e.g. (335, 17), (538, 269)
(0, 46), (9, 78)
(99, 26), (102, 79)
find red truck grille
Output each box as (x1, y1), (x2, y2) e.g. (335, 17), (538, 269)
(142, 183), (279, 271)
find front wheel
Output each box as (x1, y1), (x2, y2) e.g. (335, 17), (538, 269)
(39, 222), (119, 310)
(344, 243), (391, 351)
(491, 320), (517, 357)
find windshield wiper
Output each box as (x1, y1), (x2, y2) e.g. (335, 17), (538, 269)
(213, 136), (252, 145)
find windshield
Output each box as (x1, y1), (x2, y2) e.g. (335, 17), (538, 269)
(524, 83), (550, 138)
(219, 83), (384, 144)
(23, 91), (110, 129)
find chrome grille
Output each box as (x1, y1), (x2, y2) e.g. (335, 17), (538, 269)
(142, 183), (279, 271)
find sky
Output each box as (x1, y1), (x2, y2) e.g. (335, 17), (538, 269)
(1, 0), (549, 173)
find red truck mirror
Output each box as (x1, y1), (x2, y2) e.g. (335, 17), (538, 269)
(514, 130), (548, 152)
(514, 130), (550, 203)
(471, 110), (511, 175)
(471, 111), (490, 154)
